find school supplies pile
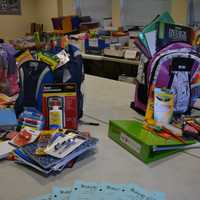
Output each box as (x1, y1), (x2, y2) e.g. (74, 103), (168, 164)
(0, 101), (98, 175)
(30, 180), (166, 200)
(14, 129), (98, 175)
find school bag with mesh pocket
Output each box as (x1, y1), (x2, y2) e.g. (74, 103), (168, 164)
(132, 42), (200, 115)
(14, 60), (54, 117)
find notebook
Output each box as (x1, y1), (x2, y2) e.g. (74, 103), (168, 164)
(0, 141), (16, 159)
(0, 108), (17, 128)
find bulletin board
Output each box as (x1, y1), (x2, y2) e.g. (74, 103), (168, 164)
(0, 0), (21, 15)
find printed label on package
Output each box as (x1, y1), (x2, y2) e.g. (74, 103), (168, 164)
(120, 133), (141, 154)
(89, 39), (98, 47)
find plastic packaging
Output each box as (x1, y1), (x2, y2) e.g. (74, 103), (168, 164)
(49, 100), (63, 129)
(154, 88), (174, 124)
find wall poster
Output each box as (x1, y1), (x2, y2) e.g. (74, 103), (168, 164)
(0, 0), (21, 15)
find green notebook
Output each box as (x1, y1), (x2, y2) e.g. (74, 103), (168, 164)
(143, 11), (174, 33)
(108, 120), (195, 163)
(138, 11), (175, 56)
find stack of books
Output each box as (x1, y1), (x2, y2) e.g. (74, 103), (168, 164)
(14, 130), (98, 175)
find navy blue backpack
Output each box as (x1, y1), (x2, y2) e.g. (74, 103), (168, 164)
(15, 44), (84, 119)
(14, 60), (54, 117)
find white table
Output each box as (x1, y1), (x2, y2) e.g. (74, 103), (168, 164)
(0, 75), (200, 200)
(82, 53), (139, 65)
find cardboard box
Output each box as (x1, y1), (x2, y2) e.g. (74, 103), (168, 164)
(85, 38), (110, 55)
(52, 16), (73, 34)
(108, 120), (195, 163)
(104, 48), (125, 58)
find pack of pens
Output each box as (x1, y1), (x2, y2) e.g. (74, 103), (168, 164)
(14, 129), (98, 175)
(30, 180), (166, 200)
(182, 116), (200, 141)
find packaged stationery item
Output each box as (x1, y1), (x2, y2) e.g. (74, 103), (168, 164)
(15, 50), (33, 68)
(42, 83), (78, 130)
(37, 51), (59, 71)
(154, 88), (174, 124)
(44, 132), (87, 158)
(49, 98), (64, 129)
(35, 130), (58, 155)
(10, 127), (40, 147)
(18, 107), (45, 130)
(182, 118), (200, 141)
(56, 50), (70, 68)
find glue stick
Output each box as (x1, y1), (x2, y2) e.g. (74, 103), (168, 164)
(49, 100), (63, 129)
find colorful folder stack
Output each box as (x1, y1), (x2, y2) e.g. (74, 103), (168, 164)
(134, 11), (193, 58)
(14, 131), (98, 175)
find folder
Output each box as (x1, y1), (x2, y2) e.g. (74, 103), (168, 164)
(140, 12), (175, 57)
(0, 109), (17, 128)
(134, 37), (151, 59)
(108, 120), (195, 163)
(143, 11), (174, 34)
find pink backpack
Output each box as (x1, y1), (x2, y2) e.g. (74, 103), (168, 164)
(0, 43), (19, 96)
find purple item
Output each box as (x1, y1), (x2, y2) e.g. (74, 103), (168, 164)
(132, 42), (200, 114)
(0, 43), (18, 96)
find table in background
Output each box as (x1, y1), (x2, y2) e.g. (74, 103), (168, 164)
(82, 53), (139, 81)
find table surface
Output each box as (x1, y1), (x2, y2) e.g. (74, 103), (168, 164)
(0, 75), (200, 200)
(82, 53), (140, 65)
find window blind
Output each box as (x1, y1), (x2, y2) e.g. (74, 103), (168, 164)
(123, 0), (171, 26)
(79, 0), (112, 20)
